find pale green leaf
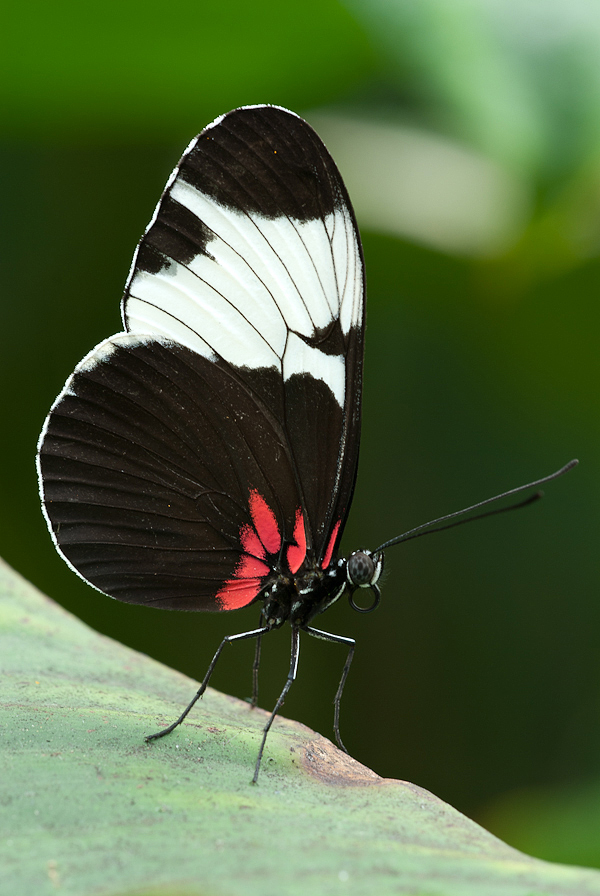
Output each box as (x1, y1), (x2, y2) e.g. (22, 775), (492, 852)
(2, 557), (600, 895)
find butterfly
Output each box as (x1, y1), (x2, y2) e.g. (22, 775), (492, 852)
(37, 105), (576, 782)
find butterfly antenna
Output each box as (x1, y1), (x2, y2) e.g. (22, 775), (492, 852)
(374, 459), (578, 554)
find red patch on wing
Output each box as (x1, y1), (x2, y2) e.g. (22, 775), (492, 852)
(236, 555), (270, 578)
(215, 491), (281, 611)
(286, 507), (307, 574)
(215, 554), (270, 610)
(321, 520), (341, 569)
(249, 489), (281, 555)
(216, 578), (264, 610)
(240, 523), (266, 559)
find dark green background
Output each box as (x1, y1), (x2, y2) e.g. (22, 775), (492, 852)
(2, 0), (599, 868)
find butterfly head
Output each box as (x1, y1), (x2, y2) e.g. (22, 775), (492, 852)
(345, 550), (384, 614)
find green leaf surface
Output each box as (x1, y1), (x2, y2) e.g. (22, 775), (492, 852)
(2, 556), (600, 896)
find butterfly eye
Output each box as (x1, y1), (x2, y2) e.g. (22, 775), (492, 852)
(346, 551), (383, 613)
(346, 550), (376, 587)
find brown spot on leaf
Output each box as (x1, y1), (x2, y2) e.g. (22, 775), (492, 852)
(302, 736), (381, 786)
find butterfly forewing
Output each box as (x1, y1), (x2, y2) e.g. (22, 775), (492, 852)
(38, 105), (365, 611)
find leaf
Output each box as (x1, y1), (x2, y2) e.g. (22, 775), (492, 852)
(2, 556), (600, 896)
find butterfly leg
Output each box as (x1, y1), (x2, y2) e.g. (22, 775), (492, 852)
(303, 626), (355, 754)
(250, 614), (264, 709)
(252, 624), (300, 783)
(146, 625), (270, 743)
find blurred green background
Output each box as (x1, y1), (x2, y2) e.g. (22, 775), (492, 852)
(2, 0), (600, 868)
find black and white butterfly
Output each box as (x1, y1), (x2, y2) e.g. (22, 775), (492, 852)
(37, 105), (576, 782)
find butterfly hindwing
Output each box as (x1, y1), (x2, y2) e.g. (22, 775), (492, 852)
(38, 105), (365, 610)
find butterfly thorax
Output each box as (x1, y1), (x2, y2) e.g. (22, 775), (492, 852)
(260, 548), (384, 628)
(261, 559), (348, 628)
